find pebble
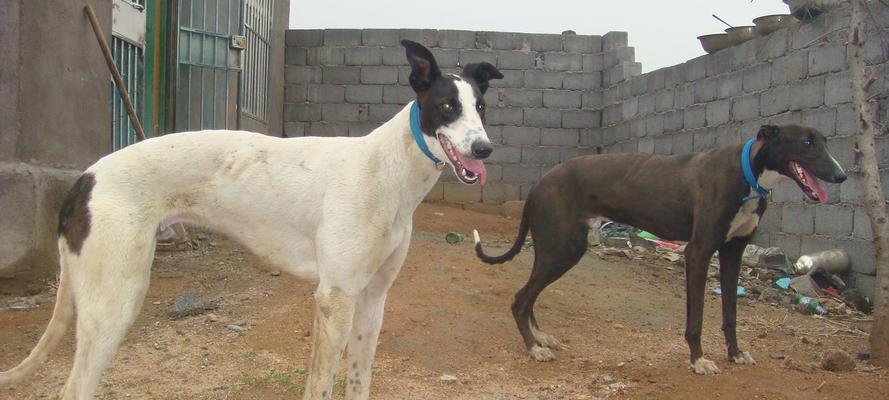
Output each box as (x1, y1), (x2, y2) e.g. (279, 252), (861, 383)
(439, 374), (457, 383)
(270, 270), (281, 276)
(232, 320), (246, 327)
(168, 292), (217, 319)
(770, 352), (785, 360)
(226, 324), (246, 333)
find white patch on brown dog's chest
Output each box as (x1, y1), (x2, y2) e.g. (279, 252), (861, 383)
(725, 170), (785, 241)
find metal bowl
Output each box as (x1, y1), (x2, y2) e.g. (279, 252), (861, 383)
(725, 26), (759, 45)
(753, 14), (798, 35)
(697, 33), (732, 54)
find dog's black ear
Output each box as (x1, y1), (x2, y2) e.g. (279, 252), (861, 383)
(462, 63), (504, 94)
(757, 125), (780, 141)
(401, 40), (441, 93)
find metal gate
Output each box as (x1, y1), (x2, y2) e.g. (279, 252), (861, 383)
(175, 0), (244, 132)
(111, 0), (147, 150)
(242, 0), (274, 122)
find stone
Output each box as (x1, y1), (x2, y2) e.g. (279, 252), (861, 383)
(439, 374), (458, 383)
(168, 292), (217, 319)
(821, 350), (855, 372)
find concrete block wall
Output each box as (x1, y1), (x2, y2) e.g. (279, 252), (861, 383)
(283, 29), (635, 203)
(597, 4), (889, 298)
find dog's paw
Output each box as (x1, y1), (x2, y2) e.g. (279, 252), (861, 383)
(732, 351), (756, 365)
(691, 357), (720, 375)
(529, 345), (555, 362)
(532, 330), (561, 348)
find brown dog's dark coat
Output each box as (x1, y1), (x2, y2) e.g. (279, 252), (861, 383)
(475, 125), (847, 373)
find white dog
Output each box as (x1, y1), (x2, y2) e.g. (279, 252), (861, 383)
(0, 40), (502, 400)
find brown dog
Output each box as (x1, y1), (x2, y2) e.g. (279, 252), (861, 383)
(474, 125), (846, 374)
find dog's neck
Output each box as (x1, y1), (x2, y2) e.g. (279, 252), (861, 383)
(747, 140), (786, 191)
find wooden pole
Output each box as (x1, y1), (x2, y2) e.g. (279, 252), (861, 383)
(84, 4), (146, 142)
(849, 0), (889, 366)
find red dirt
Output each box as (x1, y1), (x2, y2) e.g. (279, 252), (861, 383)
(1, 203), (886, 399)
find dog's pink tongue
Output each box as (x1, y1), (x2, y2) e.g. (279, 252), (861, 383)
(456, 152), (487, 185)
(801, 166), (828, 204)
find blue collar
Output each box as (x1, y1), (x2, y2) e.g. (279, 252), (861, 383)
(409, 101), (445, 168)
(741, 137), (770, 201)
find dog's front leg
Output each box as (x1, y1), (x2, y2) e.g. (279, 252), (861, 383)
(344, 236), (410, 400)
(718, 238), (756, 366)
(304, 285), (356, 400)
(684, 240), (721, 375)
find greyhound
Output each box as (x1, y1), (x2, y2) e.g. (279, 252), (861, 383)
(0, 41), (502, 399)
(474, 125), (847, 375)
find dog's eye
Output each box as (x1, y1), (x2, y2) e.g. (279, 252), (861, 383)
(441, 103), (453, 112)
(476, 103), (485, 112)
(804, 137), (814, 146)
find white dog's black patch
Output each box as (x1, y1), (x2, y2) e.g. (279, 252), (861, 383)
(58, 173), (95, 254)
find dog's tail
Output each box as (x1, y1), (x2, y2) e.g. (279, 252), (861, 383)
(474, 209), (530, 264)
(0, 267), (75, 386)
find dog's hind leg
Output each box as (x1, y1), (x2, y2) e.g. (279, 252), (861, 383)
(60, 230), (155, 399)
(718, 237), (756, 366)
(343, 235), (409, 400)
(513, 222), (588, 362)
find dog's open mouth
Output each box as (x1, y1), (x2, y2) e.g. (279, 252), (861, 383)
(438, 134), (487, 185)
(789, 161), (828, 204)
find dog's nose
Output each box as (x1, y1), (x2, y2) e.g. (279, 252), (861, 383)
(471, 141), (493, 159)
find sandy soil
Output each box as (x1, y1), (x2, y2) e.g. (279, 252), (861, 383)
(1, 203), (887, 399)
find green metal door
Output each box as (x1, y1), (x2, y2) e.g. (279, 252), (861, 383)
(111, 0), (148, 150)
(175, 0), (243, 131)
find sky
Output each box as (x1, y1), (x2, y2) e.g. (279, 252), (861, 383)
(288, 0), (790, 72)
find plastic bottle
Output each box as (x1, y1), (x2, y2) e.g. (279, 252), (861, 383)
(794, 294), (827, 315)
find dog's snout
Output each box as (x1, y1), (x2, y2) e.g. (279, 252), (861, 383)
(833, 170), (847, 183)
(471, 141), (493, 159)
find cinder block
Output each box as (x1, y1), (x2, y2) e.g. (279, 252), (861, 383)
(604, 47), (634, 68)
(824, 71), (852, 106)
(663, 110), (684, 132)
(430, 49), (459, 68)
(602, 31), (628, 51)
(782, 204), (814, 234)
(443, 182), (481, 203)
(485, 126), (503, 144)
(562, 110), (600, 129)
(840, 172), (863, 204)
(714, 123), (740, 147)
(347, 122), (381, 137)
(664, 64), (685, 88)
(644, 114), (664, 136)
(361, 29), (399, 46)
(286, 29), (323, 47)
(528, 34), (562, 51)
(760, 85), (791, 116)
(630, 75), (647, 97)
(486, 107), (524, 126)
(382, 47), (406, 66)
(541, 128), (579, 146)
(285, 66), (321, 84)
(732, 93), (760, 121)
(308, 84), (345, 103)
(399, 29), (438, 47)
(685, 56), (707, 82)
(772, 179), (804, 203)
(801, 107), (837, 137)
(560, 147), (593, 161)
(345, 47), (382, 66)
(397, 66), (413, 85)
(492, 69), (525, 88)
(306, 47), (345, 65)
(382, 85), (414, 104)
(758, 29), (789, 61)
(360, 66), (398, 85)
(582, 53), (605, 72)
(692, 128), (716, 151)
(800, 237), (874, 275)
(524, 70), (563, 89)
(285, 84), (307, 103)
(646, 69), (666, 92)
(438, 30), (476, 49)
(323, 29), (362, 46)
(497, 51), (532, 69)
(655, 89), (675, 112)
(827, 135), (856, 170)
(731, 40), (759, 71)
(307, 121), (348, 137)
(835, 103), (856, 136)
(637, 94), (655, 116)
(502, 164), (542, 183)
(459, 49), (497, 66)
(367, 104), (404, 122)
(742, 63), (771, 93)
(629, 120), (645, 138)
(322, 66), (361, 84)
(808, 43), (847, 76)
(621, 98), (638, 120)
(543, 91), (582, 109)
(521, 147), (561, 166)
(502, 126), (541, 145)
(815, 205), (854, 236)
(345, 85), (382, 104)
(484, 32), (524, 50)
(285, 47), (307, 65)
(674, 84), (695, 108)
(853, 206), (873, 240)
(771, 233), (801, 259)
(706, 100), (732, 126)
(789, 76), (825, 110)
(849, 273), (875, 300)
(601, 104), (621, 126)
(482, 183), (521, 204)
(488, 145), (522, 163)
(501, 88), (543, 107)
(717, 72), (743, 99)
(284, 121), (306, 137)
(771, 51), (808, 85)
(706, 49), (733, 77)
(563, 72), (601, 90)
(563, 34), (602, 53)
(524, 108), (562, 128)
(321, 103), (360, 122)
(684, 105), (707, 129)
(759, 203), (782, 233)
(285, 104), (321, 122)
(768, 111), (801, 127)
(543, 52), (583, 71)
(579, 128), (603, 147)
(653, 134), (672, 155)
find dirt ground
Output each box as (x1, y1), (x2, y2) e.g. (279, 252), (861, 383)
(1, 203), (887, 399)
